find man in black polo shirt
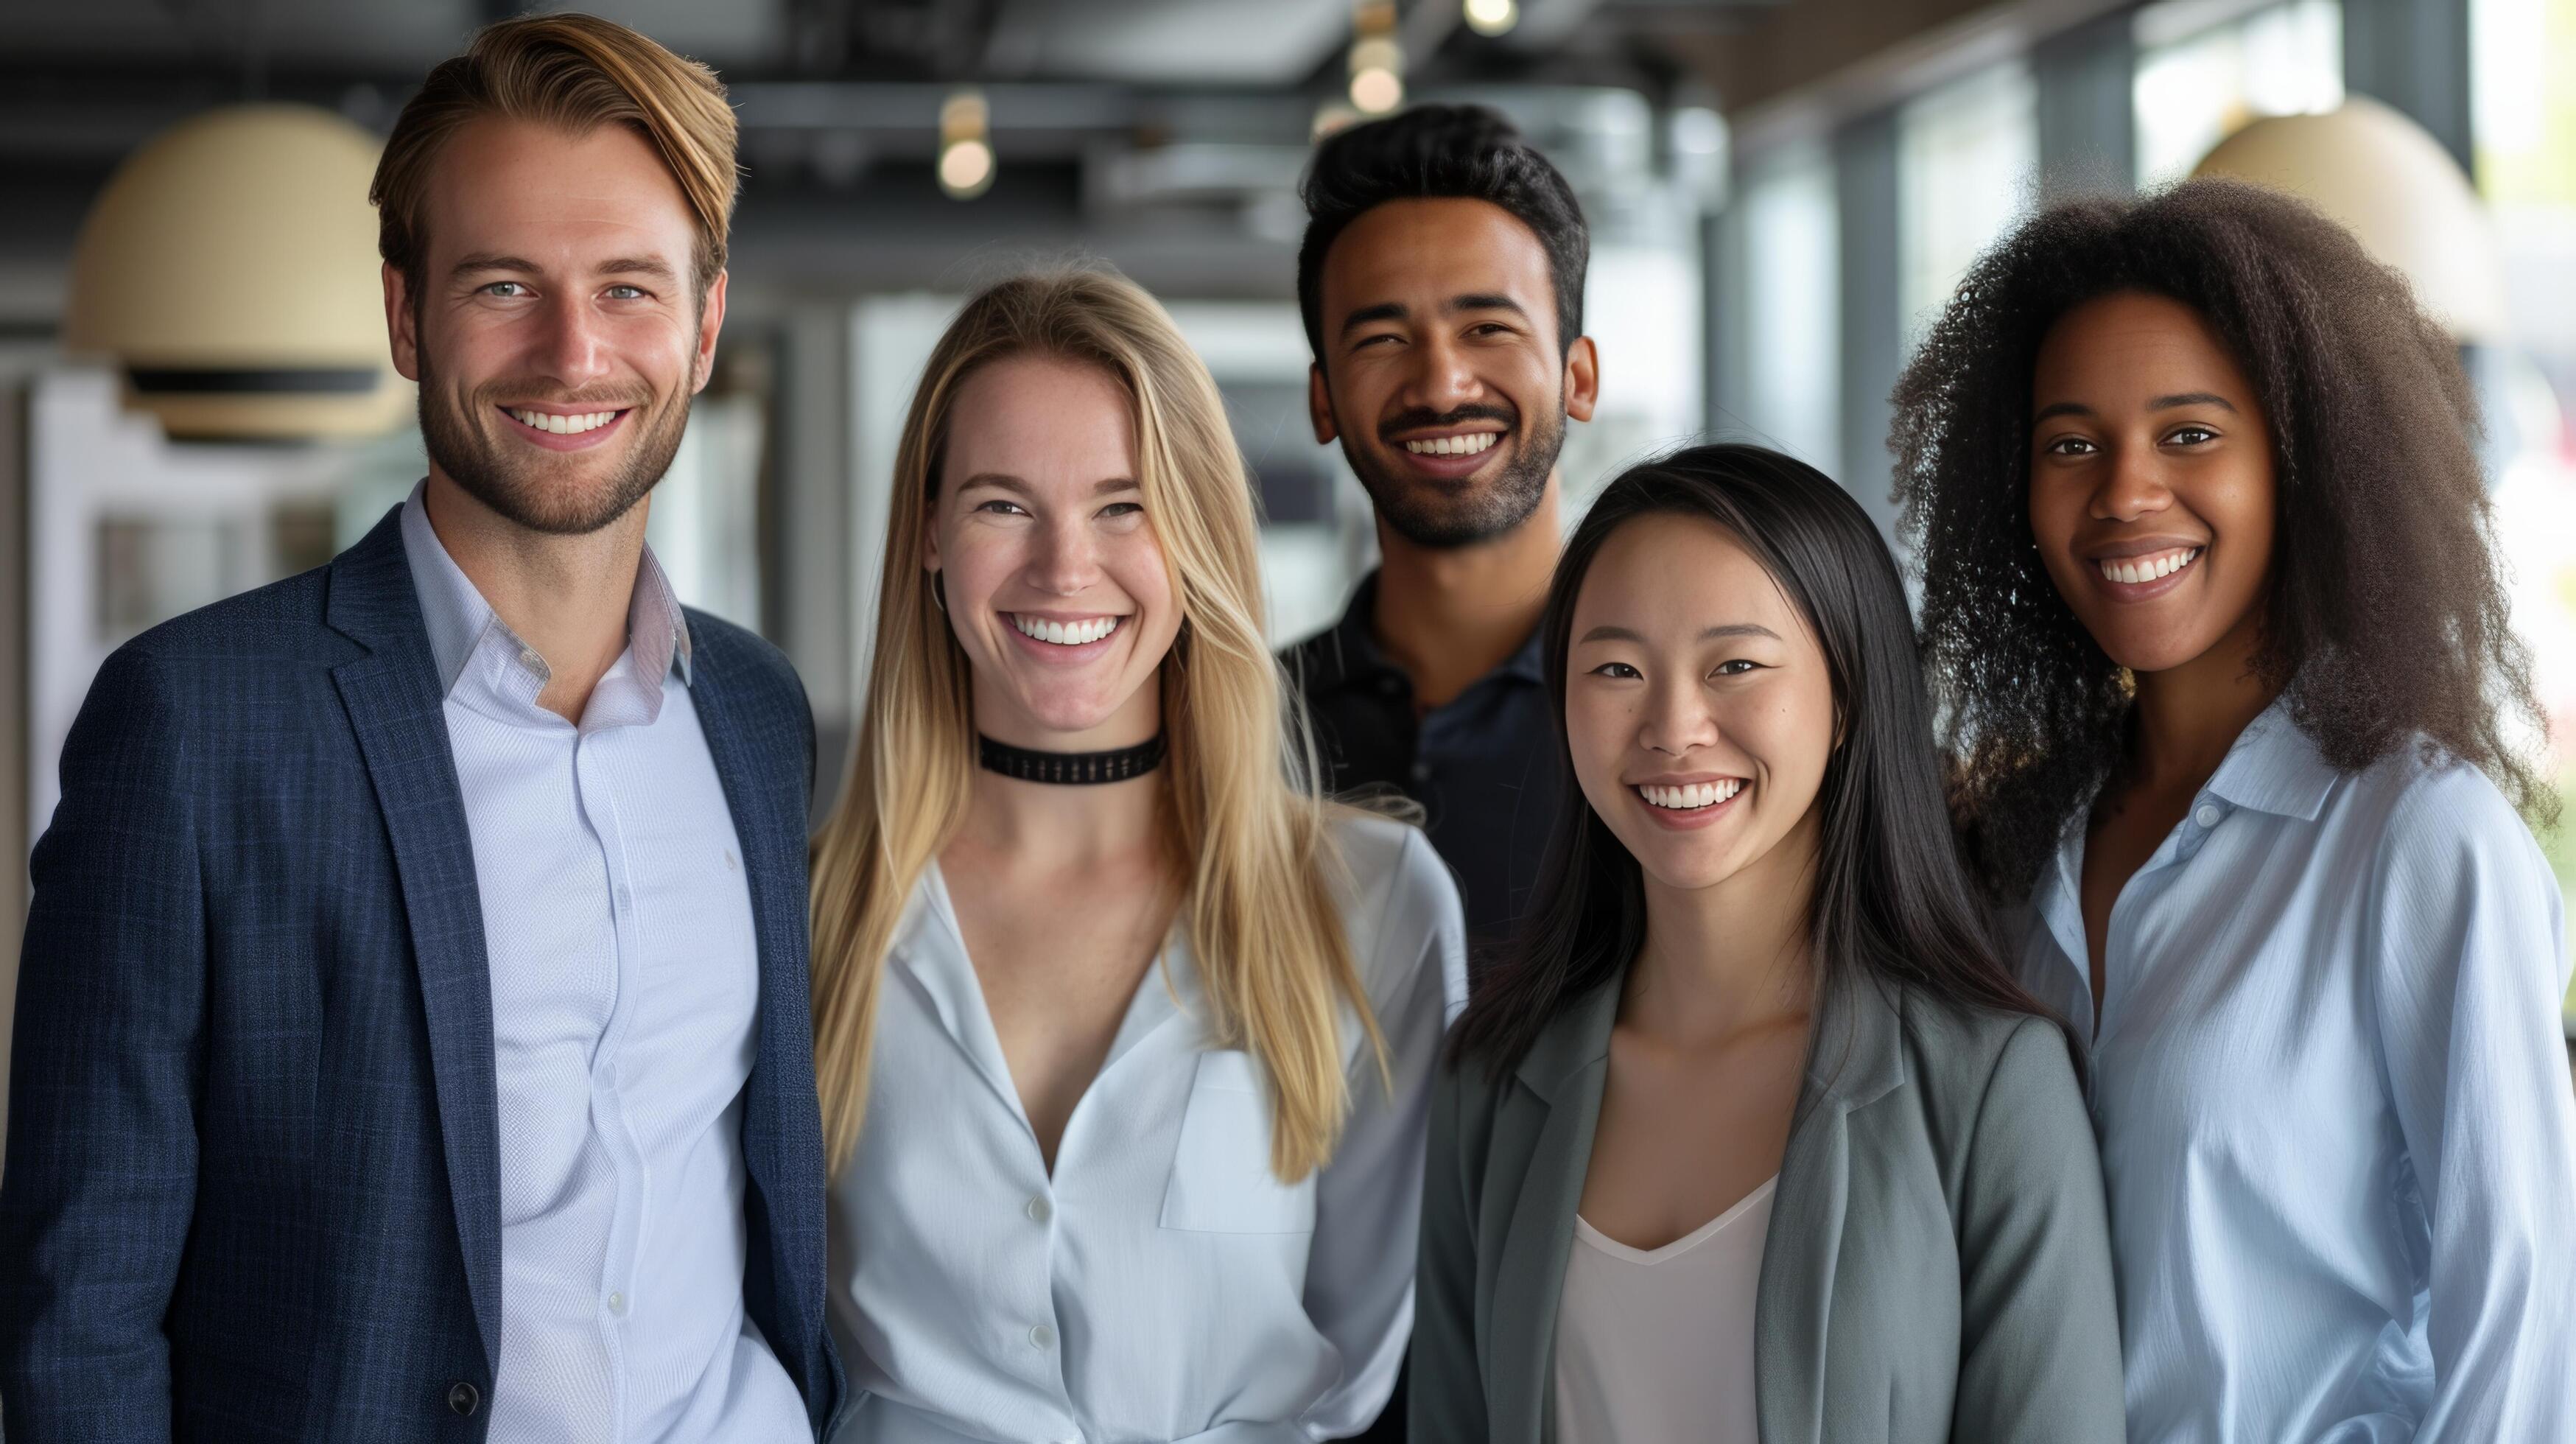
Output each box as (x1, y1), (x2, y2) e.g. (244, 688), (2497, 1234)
(1285, 105), (1598, 973)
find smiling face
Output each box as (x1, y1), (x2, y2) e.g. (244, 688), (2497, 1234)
(1308, 197), (1598, 548)
(927, 353), (1181, 751)
(2027, 290), (2277, 675)
(1565, 514), (1837, 897)
(387, 116), (723, 536)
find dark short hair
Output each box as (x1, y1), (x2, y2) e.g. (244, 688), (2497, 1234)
(1892, 179), (2552, 902)
(1447, 443), (2054, 1074)
(1296, 104), (1589, 362)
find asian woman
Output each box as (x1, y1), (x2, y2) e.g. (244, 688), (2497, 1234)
(1410, 442), (2125, 1443)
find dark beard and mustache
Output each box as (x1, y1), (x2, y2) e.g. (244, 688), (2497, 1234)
(1334, 397), (1565, 550)
(416, 351), (692, 537)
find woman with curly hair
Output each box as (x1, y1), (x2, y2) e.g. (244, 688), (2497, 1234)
(1892, 178), (2576, 1440)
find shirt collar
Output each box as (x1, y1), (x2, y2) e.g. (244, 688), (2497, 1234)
(2198, 695), (2341, 821)
(1309, 568), (1546, 693)
(397, 478), (693, 700)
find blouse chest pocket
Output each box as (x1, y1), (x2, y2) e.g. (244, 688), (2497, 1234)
(1159, 1049), (1317, 1235)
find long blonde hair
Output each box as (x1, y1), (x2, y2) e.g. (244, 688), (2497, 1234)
(811, 266), (1386, 1178)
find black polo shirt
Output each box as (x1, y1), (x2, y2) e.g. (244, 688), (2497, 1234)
(1282, 571), (1562, 976)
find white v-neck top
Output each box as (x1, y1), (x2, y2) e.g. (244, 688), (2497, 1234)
(1553, 1176), (1777, 1444)
(827, 814), (1467, 1444)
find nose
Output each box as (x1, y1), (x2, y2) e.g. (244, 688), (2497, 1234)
(1025, 511), (1104, 597)
(2089, 443), (2175, 525)
(1635, 673), (1720, 759)
(1400, 329), (1484, 416)
(530, 290), (614, 390)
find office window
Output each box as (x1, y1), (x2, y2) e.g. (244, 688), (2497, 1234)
(2133, 0), (2343, 186)
(1736, 146), (1841, 475)
(1898, 62), (2039, 348)
(2473, 0), (2576, 1022)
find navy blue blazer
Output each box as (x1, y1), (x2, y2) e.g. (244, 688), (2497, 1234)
(0, 507), (845, 1441)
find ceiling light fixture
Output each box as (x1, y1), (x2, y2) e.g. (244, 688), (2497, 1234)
(63, 104), (409, 440)
(1348, 1), (1405, 116)
(938, 90), (994, 200)
(1464, 0), (1517, 37)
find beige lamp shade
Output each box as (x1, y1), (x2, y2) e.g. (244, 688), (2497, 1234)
(2191, 97), (2507, 344)
(63, 103), (410, 440)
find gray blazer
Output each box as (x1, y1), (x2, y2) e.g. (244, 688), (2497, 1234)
(1411, 971), (2125, 1443)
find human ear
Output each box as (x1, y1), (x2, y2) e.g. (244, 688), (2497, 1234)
(1562, 335), (1600, 424)
(1307, 363), (1339, 444)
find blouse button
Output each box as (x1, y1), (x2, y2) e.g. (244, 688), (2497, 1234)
(2194, 802), (2222, 830)
(1024, 1196), (1052, 1224)
(1029, 1322), (1057, 1350)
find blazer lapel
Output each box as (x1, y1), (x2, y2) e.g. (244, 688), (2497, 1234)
(323, 506), (502, 1371)
(681, 635), (804, 1062)
(1487, 978), (1623, 1444)
(684, 618), (838, 1427)
(1755, 976), (1908, 1444)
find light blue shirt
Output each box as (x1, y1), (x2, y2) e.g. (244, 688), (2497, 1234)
(400, 485), (810, 1442)
(2012, 699), (2576, 1442)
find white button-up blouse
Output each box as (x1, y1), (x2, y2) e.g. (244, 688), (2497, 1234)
(828, 814), (1467, 1444)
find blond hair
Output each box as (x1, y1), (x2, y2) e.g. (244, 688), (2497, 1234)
(811, 267), (1387, 1178)
(370, 12), (737, 296)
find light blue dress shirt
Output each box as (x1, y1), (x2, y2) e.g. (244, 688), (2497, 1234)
(401, 486), (810, 1442)
(2010, 699), (2576, 1442)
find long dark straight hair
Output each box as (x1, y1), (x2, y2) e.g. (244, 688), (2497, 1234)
(1448, 443), (2050, 1072)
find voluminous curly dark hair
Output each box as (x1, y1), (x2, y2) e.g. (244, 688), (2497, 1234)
(1890, 178), (2551, 902)
(1296, 103), (1588, 361)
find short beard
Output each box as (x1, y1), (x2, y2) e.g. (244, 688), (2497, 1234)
(1338, 399), (1564, 550)
(416, 351), (689, 538)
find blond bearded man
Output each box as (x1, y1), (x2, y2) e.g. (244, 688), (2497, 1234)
(0, 17), (843, 1440)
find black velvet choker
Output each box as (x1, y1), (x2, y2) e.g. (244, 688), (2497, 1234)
(977, 732), (1168, 785)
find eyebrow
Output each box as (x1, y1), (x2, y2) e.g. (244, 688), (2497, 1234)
(1577, 623), (1782, 645)
(452, 253), (541, 279)
(1336, 292), (1533, 339)
(2033, 391), (2241, 423)
(450, 253), (680, 284)
(597, 256), (679, 283)
(956, 473), (1140, 497)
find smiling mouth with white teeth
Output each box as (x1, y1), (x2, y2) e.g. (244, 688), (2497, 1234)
(1401, 432), (1502, 457)
(2096, 546), (2201, 584)
(505, 407), (625, 435)
(1011, 614), (1124, 646)
(1637, 779), (1743, 810)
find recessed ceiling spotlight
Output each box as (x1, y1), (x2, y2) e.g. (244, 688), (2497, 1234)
(1350, 66), (1404, 115)
(1464, 0), (1517, 36)
(938, 90), (994, 200)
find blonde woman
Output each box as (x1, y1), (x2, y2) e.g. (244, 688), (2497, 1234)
(811, 267), (1466, 1443)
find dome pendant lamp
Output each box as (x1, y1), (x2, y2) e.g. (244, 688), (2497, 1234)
(63, 103), (410, 441)
(2191, 97), (2507, 346)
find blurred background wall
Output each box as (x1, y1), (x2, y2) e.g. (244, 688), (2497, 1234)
(1, 0), (2572, 1146)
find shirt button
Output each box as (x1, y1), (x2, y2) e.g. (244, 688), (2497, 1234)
(606, 1291), (627, 1317)
(1029, 1322), (1056, 1350)
(2194, 803), (2222, 830)
(723, 848), (739, 872)
(519, 648), (544, 670)
(1025, 1195), (1053, 1224)
(613, 884), (632, 912)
